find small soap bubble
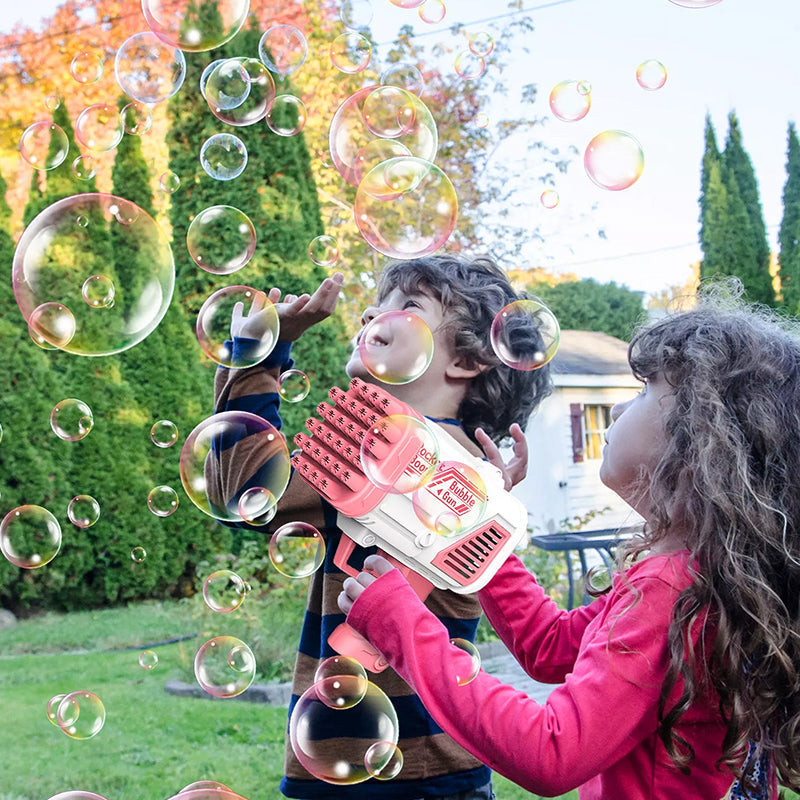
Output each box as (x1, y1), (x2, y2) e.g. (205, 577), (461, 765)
(120, 101), (153, 135)
(51, 398), (93, 441)
(584, 130), (644, 191)
(29, 303), (76, 348)
(0, 422), (3, 444)
(72, 154), (98, 180)
(150, 419), (178, 448)
(549, 80), (591, 122)
(29, 323), (58, 350)
(147, 485), (179, 517)
(187, 205), (256, 274)
(48, 792), (109, 800)
(67, 495), (100, 528)
(194, 636), (255, 697)
(266, 94), (307, 137)
(179, 783), (233, 794)
(81, 274), (115, 309)
(131, 546), (147, 562)
(76, 215), (89, 229)
(139, 649), (158, 670)
(277, 369), (311, 403)
(20, 122), (69, 170)
(314, 656), (368, 710)
(341, 0), (373, 29)
(115, 31), (186, 104)
(411, 461), (487, 536)
(75, 104), (124, 152)
(365, 741), (404, 780)
(237, 487), (278, 526)
(454, 50), (485, 80)
(540, 190), (559, 209)
(490, 298), (560, 369)
(56, 691), (105, 739)
(269, 522), (325, 578)
(330, 33), (372, 74)
(45, 94), (60, 111)
(380, 63), (424, 96)
(636, 59), (667, 90)
(586, 563), (613, 593)
(668, 0), (722, 6)
(363, 86), (416, 138)
(227, 644), (254, 672)
(577, 80), (592, 95)
(0, 505), (61, 569)
(205, 58), (274, 126)
(469, 32), (494, 57)
(358, 309), (434, 384)
(308, 235), (339, 267)
(141, 0), (249, 51)
(418, 0), (446, 23)
(473, 112), (489, 129)
(70, 51), (103, 84)
(388, 0), (424, 6)
(203, 569), (247, 613)
(450, 638), (481, 685)
(46, 694), (66, 726)
(200, 133), (248, 181)
(259, 25), (308, 75)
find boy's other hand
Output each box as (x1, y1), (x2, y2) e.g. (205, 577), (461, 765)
(338, 554), (396, 615)
(475, 423), (528, 491)
(230, 289), (273, 340)
(271, 272), (344, 343)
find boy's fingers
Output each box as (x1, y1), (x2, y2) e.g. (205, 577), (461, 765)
(267, 287), (281, 303)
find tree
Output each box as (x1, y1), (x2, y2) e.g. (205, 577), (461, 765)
(779, 123), (800, 313)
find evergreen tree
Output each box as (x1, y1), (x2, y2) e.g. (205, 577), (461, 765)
(779, 123), (800, 313)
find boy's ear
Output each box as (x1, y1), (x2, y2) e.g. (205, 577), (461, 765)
(446, 356), (491, 380)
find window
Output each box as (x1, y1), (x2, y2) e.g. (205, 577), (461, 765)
(582, 404), (613, 460)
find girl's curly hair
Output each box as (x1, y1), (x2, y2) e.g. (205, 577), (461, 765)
(377, 254), (553, 445)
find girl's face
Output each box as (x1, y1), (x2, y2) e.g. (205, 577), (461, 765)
(599, 373), (675, 514)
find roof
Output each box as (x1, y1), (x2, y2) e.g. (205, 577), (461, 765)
(550, 330), (632, 375)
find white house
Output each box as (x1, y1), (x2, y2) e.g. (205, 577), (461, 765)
(510, 329), (645, 535)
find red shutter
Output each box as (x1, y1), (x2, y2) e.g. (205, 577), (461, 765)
(570, 403), (584, 463)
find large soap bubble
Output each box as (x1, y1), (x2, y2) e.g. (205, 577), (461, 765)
(142, 0), (250, 52)
(205, 58), (275, 126)
(115, 31), (186, 104)
(13, 193), (175, 355)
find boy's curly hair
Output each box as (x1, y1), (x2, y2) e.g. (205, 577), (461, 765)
(377, 254), (553, 445)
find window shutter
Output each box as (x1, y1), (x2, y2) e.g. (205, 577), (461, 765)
(570, 403), (584, 463)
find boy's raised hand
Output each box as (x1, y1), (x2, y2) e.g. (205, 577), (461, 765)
(475, 423), (528, 491)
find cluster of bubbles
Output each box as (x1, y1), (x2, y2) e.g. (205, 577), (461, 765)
(46, 691), (106, 739)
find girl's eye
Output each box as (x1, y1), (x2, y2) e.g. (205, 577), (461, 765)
(403, 299), (421, 310)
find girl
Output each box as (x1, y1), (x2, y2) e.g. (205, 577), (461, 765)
(339, 288), (800, 799)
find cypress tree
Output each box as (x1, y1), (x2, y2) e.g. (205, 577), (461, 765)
(779, 123), (800, 313)
(699, 115), (721, 273)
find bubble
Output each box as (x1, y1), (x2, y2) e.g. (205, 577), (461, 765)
(668, 0), (722, 6)
(0, 423), (3, 444)
(418, 0), (446, 23)
(329, 86), (437, 187)
(365, 741), (404, 779)
(586, 563), (613, 593)
(205, 58), (275, 126)
(46, 694), (66, 726)
(139, 649), (159, 669)
(200, 133), (248, 181)
(577, 80), (592, 95)
(29, 323), (58, 350)
(186, 206), (256, 275)
(266, 95), (307, 137)
(147, 485), (179, 517)
(363, 86), (417, 138)
(204, 58), (251, 111)
(341, 0), (373, 28)
(540, 189), (559, 209)
(131, 545), (147, 562)
(150, 419), (178, 448)
(51, 398), (93, 441)
(388, 0), (424, 6)
(380, 63), (424, 96)
(450, 638), (481, 685)
(68, 495), (100, 528)
(237, 486), (278, 526)
(269, 522), (325, 578)
(121, 101), (153, 135)
(330, 33), (372, 74)
(314, 656), (368, 709)
(584, 130), (644, 191)
(72, 154), (98, 180)
(76, 215), (89, 229)
(454, 51), (485, 80)
(70, 51), (103, 84)
(178, 783), (234, 794)
(360, 414), (438, 494)
(194, 636), (255, 698)
(277, 369), (310, 403)
(19, 122), (69, 170)
(141, 0), (249, 51)
(13, 193), (175, 356)
(115, 32), (186, 104)
(45, 94), (61, 111)
(358, 309), (434, 384)
(352, 140), (411, 185)
(258, 25), (308, 75)
(0, 505), (61, 569)
(355, 157), (457, 259)
(549, 80), (591, 122)
(473, 112), (489, 129)
(290, 681), (399, 784)
(636, 59), (667, 90)
(81, 274), (115, 309)
(308, 235), (339, 267)
(468, 32), (494, 57)
(159, 170), (181, 193)
(490, 298), (560, 370)
(57, 691), (105, 739)
(411, 461), (487, 536)
(203, 569), (246, 613)
(48, 793), (109, 800)
(179, 411), (290, 521)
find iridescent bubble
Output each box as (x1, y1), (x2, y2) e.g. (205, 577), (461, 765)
(0, 423), (3, 444)
(269, 522), (325, 578)
(540, 190), (559, 209)
(19, 122), (69, 170)
(72, 154), (98, 180)
(450, 638), (481, 685)
(115, 31), (186, 104)
(549, 80), (591, 122)
(121, 101), (153, 135)
(668, 0), (722, 6)
(314, 656), (368, 710)
(454, 51), (485, 80)
(411, 461), (487, 536)
(199, 58), (225, 99)
(277, 369), (310, 403)
(13, 193), (175, 356)
(365, 741), (404, 780)
(200, 133), (247, 181)
(50, 398), (93, 441)
(363, 86), (416, 138)
(141, 0), (249, 51)
(341, 0), (373, 28)
(0, 505), (61, 568)
(48, 793), (109, 800)
(150, 419), (178, 448)
(473, 112), (489, 129)
(203, 569), (246, 613)
(490, 298), (560, 369)
(290, 681), (399, 784)
(67, 495), (100, 528)
(45, 94), (61, 111)
(354, 157), (457, 259)
(388, 0), (424, 6)
(180, 411), (290, 521)
(258, 25), (308, 75)
(237, 486), (277, 526)
(330, 33), (372, 74)
(353, 139), (411, 185)
(76, 215), (89, 228)
(418, 0), (446, 23)
(360, 414), (438, 494)
(358, 310), (434, 384)
(147, 485), (179, 517)
(194, 636), (255, 698)
(28, 324), (57, 350)
(469, 32), (494, 57)
(159, 170), (181, 193)
(266, 95), (307, 137)
(206, 58), (275, 126)
(577, 80), (592, 95)
(187, 206), (256, 275)
(81, 274), (115, 309)
(636, 59), (668, 90)
(178, 783), (234, 794)
(131, 545), (147, 562)
(70, 51), (103, 84)
(46, 694), (66, 726)
(139, 649), (158, 669)
(57, 691), (105, 739)
(204, 58), (251, 111)
(380, 63), (424, 96)
(308, 234), (339, 267)
(584, 130), (644, 191)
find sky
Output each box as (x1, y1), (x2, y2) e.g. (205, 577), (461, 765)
(1, 0), (798, 297)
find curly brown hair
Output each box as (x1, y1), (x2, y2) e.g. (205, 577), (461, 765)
(619, 285), (800, 792)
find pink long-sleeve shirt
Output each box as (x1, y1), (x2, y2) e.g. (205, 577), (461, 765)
(348, 551), (757, 799)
